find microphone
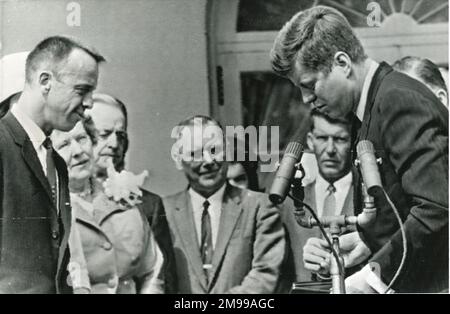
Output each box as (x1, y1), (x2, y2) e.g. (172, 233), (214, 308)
(356, 140), (382, 197)
(269, 141), (303, 204)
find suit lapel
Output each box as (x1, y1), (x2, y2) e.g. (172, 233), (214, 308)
(24, 141), (55, 202)
(3, 112), (55, 206)
(172, 190), (208, 289)
(303, 182), (316, 212)
(209, 185), (243, 287)
(304, 182), (322, 238)
(341, 177), (354, 216)
(357, 62), (393, 143)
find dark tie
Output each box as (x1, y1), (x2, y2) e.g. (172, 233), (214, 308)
(43, 137), (57, 207)
(322, 184), (336, 217)
(201, 200), (213, 282)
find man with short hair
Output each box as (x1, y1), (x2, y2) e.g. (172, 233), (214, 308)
(271, 6), (448, 293)
(282, 109), (368, 284)
(393, 56), (448, 107)
(87, 94), (177, 293)
(0, 36), (104, 293)
(164, 115), (285, 293)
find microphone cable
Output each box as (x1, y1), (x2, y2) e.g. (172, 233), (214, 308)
(382, 189), (407, 294)
(287, 193), (345, 278)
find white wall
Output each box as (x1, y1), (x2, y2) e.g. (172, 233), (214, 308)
(0, 0), (210, 196)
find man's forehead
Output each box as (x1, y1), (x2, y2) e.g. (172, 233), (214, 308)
(89, 102), (125, 127)
(313, 123), (350, 136)
(178, 124), (224, 147)
(58, 49), (98, 78)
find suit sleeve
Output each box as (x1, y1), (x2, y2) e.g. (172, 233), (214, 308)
(227, 198), (286, 294)
(67, 214), (91, 292)
(369, 87), (448, 287)
(134, 221), (165, 294)
(141, 192), (178, 293)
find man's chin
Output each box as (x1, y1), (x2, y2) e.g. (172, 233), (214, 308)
(320, 170), (344, 181)
(196, 177), (226, 191)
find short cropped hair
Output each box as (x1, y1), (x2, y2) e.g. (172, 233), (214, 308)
(92, 93), (128, 130)
(25, 35), (105, 83)
(270, 5), (366, 77)
(392, 56), (447, 92)
(171, 115), (225, 167)
(173, 115), (223, 140)
(309, 108), (351, 132)
(92, 93), (129, 171)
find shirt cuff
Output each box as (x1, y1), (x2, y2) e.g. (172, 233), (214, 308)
(365, 264), (395, 294)
(346, 264), (395, 294)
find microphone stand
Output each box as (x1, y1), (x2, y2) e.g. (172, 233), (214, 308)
(290, 165), (376, 294)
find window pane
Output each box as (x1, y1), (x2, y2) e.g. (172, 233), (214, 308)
(237, 0), (448, 32)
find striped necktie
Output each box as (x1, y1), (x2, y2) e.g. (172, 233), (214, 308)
(322, 184), (336, 217)
(201, 200), (213, 283)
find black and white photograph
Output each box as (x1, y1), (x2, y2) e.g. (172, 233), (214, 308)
(0, 0), (448, 298)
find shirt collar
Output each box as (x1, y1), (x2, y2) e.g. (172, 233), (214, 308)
(11, 103), (47, 149)
(189, 183), (227, 209)
(316, 171), (352, 193)
(356, 59), (379, 122)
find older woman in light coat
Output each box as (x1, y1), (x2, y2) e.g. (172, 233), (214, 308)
(52, 118), (164, 294)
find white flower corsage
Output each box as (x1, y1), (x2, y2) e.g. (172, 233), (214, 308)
(103, 164), (149, 209)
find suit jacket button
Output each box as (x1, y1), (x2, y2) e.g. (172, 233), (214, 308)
(102, 242), (112, 250)
(51, 230), (59, 240)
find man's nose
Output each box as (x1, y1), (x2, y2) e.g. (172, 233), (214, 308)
(325, 138), (337, 154)
(301, 89), (317, 105)
(82, 92), (94, 109)
(107, 132), (119, 149)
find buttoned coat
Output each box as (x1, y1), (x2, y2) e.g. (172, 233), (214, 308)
(0, 112), (72, 293)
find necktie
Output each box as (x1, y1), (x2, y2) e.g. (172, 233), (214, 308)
(322, 184), (336, 217)
(43, 137), (58, 207)
(201, 200), (213, 282)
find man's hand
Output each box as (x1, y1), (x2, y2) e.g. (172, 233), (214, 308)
(339, 232), (372, 268)
(303, 237), (332, 275)
(303, 232), (372, 274)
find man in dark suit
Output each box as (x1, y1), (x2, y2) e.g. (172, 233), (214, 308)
(0, 36), (104, 293)
(86, 93), (176, 293)
(164, 115), (286, 293)
(393, 56), (448, 108)
(282, 108), (368, 284)
(270, 6), (448, 293)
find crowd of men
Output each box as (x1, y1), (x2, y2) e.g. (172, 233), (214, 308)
(0, 5), (448, 294)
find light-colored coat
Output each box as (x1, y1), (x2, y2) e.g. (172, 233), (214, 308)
(70, 193), (163, 294)
(163, 184), (286, 294)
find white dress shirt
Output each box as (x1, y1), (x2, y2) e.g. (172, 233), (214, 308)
(356, 59), (379, 122)
(11, 104), (48, 175)
(315, 172), (352, 217)
(189, 184), (226, 250)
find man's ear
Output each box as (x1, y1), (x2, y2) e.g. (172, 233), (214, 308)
(436, 88), (448, 107)
(333, 51), (352, 77)
(38, 71), (52, 94)
(306, 131), (314, 151)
